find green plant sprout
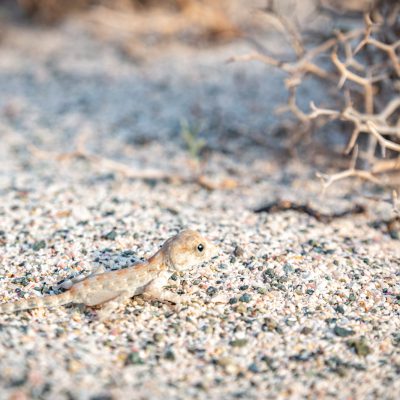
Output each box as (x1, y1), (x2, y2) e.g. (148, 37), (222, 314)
(180, 119), (206, 160)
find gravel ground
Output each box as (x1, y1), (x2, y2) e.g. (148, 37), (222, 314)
(0, 9), (399, 400)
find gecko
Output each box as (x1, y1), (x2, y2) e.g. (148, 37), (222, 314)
(0, 229), (218, 319)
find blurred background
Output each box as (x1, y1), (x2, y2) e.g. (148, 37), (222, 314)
(0, 0), (398, 192)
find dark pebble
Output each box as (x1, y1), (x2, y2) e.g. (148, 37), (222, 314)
(283, 263), (293, 274)
(290, 350), (316, 362)
(206, 286), (218, 297)
(263, 317), (278, 332)
(230, 339), (248, 347)
(164, 349), (176, 361)
(233, 246), (244, 257)
(8, 374), (28, 387)
(263, 269), (275, 282)
(103, 210), (115, 217)
(301, 326), (313, 335)
(248, 363), (259, 373)
(347, 338), (371, 356)
(102, 231), (117, 241)
(12, 277), (30, 286)
(239, 293), (251, 303)
(392, 332), (400, 347)
(334, 325), (355, 337)
(348, 293), (356, 302)
(335, 305), (345, 314)
(124, 352), (144, 366)
(32, 240), (46, 251)
(121, 250), (135, 257)
(261, 355), (278, 371)
(90, 395), (113, 400)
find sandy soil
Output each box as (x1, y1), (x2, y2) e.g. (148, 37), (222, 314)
(0, 5), (399, 400)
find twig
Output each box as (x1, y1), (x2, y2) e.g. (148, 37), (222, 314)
(254, 199), (366, 223)
(316, 146), (381, 193)
(331, 50), (376, 114)
(308, 100), (400, 155)
(228, 29), (364, 81)
(28, 132), (237, 191)
(367, 121), (400, 157)
(372, 158), (400, 173)
(316, 169), (381, 192)
(355, 14), (400, 77)
(28, 142), (174, 181)
(262, 0), (305, 57)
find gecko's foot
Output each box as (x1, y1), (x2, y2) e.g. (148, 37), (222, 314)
(173, 303), (183, 312)
(171, 294), (191, 312)
(92, 308), (121, 323)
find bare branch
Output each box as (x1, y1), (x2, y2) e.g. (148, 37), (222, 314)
(372, 158), (400, 173)
(355, 14), (400, 76)
(367, 121), (400, 156)
(28, 132), (237, 190)
(331, 50), (375, 113)
(316, 168), (381, 193)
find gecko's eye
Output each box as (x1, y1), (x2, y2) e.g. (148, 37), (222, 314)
(197, 243), (204, 253)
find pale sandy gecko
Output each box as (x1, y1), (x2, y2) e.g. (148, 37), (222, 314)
(0, 230), (218, 318)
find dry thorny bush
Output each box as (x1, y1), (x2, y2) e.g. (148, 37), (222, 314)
(232, 0), (400, 193)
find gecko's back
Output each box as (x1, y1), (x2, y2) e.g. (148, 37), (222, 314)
(0, 260), (159, 313)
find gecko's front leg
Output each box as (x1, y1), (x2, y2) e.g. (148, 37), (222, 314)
(142, 272), (190, 307)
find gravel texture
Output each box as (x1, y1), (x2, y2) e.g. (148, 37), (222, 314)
(0, 9), (399, 400)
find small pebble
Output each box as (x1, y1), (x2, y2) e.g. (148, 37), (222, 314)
(124, 352), (144, 366)
(164, 350), (176, 361)
(233, 246), (244, 257)
(230, 339), (248, 347)
(32, 240), (46, 251)
(102, 231), (117, 241)
(334, 326), (355, 337)
(347, 338), (371, 356)
(206, 286), (218, 297)
(239, 294), (251, 303)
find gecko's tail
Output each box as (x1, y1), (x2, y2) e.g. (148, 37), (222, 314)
(0, 290), (73, 314)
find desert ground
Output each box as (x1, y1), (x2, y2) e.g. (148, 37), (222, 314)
(0, 2), (399, 399)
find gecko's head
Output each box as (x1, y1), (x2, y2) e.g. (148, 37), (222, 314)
(164, 229), (218, 272)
